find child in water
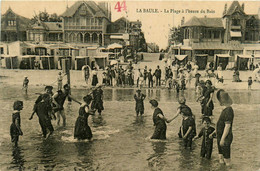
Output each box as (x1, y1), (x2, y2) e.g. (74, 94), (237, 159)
(180, 107), (196, 149)
(10, 101), (23, 147)
(194, 117), (216, 159)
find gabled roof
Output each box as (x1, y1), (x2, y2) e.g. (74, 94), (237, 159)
(29, 22), (63, 31)
(182, 16), (223, 28)
(1, 7), (31, 31)
(224, 1), (245, 16)
(60, 1), (107, 19)
(114, 17), (129, 23)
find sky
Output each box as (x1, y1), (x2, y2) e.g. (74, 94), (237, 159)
(1, 0), (260, 49)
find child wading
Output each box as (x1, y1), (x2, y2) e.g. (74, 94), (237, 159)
(74, 95), (95, 140)
(194, 117), (216, 159)
(10, 101), (23, 147)
(91, 84), (104, 115)
(180, 107), (196, 149)
(134, 89), (146, 116)
(248, 76), (253, 90)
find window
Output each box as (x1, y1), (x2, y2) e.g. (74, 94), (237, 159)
(213, 31), (220, 39)
(8, 20), (16, 26)
(0, 48), (4, 54)
(232, 19), (240, 26)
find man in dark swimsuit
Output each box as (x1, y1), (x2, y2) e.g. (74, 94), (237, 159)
(53, 84), (81, 126)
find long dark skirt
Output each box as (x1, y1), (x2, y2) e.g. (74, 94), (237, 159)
(74, 117), (92, 140)
(10, 123), (20, 143)
(151, 122), (167, 140)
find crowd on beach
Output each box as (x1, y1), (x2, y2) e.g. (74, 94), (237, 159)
(79, 60), (260, 91)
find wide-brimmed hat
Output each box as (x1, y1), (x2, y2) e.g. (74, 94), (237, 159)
(136, 89), (141, 92)
(216, 89), (233, 106)
(149, 99), (158, 107)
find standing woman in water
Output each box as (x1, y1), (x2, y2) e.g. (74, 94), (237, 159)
(149, 99), (179, 140)
(74, 95), (95, 141)
(211, 89), (234, 166)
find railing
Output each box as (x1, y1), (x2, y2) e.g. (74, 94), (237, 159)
(64, 25), (102, 30)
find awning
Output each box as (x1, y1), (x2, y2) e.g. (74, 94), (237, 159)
(180, 46), (192, 50)
(21, 55), (35, 58)
(75, 56), (89, 59)
(94, 56), (107, 58)
(110, 60), (118, 65)
(87, 47), (98, 50)
(107, 43), (123, 49)
(230, 31), (242, 37)
(216, 54), (231, 58)
(175, 55), (187, 61)
(253, 55), (260, 58)
(0, 55), (17, 58)
(237, 55), (252, 58)
(195, 54), (208, 57)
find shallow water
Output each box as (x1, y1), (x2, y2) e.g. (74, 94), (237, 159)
(0, 85), (259, 170)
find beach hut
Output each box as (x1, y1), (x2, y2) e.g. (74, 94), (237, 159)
(19, 55), (35, 69)
(253, 54), (260, 66)
(175, 55), (188, 65)
(57, 56), (72, 70)
(235, 54), (253, 70)
(195, 54), (208, 70)
(214, 54), (231, 70)
(40, 56), (55, 69)
(93, 56), (108, 69)
(75, 56), (89, 70)
(0, 55), (18, 69)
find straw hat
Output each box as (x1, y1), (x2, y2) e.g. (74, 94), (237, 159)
(216, 89), (233, 106)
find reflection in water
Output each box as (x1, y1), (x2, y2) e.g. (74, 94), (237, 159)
(132, 116), (146, 127)
(74, 142), (94, 170)
(39, 139), (58, 170)
(147, 142), (167, 170)
(10, 146), (25, 170)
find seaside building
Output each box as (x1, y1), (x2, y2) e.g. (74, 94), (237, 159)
(169, 1), (260, 70)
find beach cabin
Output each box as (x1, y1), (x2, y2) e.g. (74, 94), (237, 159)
(92, 56), (108, 69)
(0, 55), (19, 69)
(40, 56), (55, 69)
(214, 54), (231, 70)
(57, 56), (72, 70)
(195, 54), (208, 70)
(75, 56), (90, 70)
(19, 55), (35, 69)
(235, 54), (253, 70)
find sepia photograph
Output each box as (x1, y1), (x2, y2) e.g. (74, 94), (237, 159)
(0, 0), (259, 170)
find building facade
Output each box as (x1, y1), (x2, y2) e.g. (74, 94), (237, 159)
(1, 8), (31, 42)
(60, 1), (111, 46)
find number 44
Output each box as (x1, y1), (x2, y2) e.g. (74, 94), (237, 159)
(114, 1), (127, 12)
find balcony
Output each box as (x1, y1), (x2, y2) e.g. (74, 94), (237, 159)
(231, 25), (241, 30)
(64, 25), (102, 30)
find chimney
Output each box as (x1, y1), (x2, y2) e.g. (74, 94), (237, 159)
(242, 3), (245, 11)
(223, 3), (227, 16)
(181, 17), (185, 26)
